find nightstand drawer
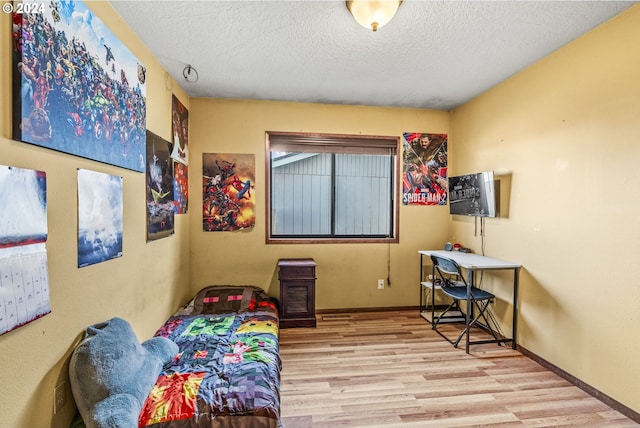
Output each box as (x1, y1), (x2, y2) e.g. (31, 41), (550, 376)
(279, 265), (315, 280)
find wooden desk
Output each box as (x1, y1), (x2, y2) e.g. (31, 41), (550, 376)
(419, 250), (522, 353)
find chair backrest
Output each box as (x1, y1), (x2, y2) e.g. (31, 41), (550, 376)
(430, 254), (467, 287)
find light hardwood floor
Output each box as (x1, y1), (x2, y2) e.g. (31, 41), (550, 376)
(279, 310), (638, 427)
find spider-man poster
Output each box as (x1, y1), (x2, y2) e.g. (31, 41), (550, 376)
(402, 133), (448, 206)
(202, 154), (255, 232)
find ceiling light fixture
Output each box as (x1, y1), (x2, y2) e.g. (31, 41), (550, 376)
(346, 0), (402, 32)
(183, 65), (199, 83)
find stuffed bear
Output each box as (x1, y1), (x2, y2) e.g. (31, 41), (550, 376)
(69, 317), (178, 428)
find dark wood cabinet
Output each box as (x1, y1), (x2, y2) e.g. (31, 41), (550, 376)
(278, 258), (316, 328)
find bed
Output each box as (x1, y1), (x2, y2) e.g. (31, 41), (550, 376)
(138, 285), (282, 428)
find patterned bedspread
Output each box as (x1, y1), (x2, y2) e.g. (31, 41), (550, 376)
(138, 286), (281, 428)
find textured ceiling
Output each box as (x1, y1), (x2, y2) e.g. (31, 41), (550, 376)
(111, 1), (636, 110)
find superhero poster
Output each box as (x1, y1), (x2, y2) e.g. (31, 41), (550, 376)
(173, 161), (188, 215)
(146, 131), (174, 241)
(402, 133), (448, 206)
(202, 154), (255, 232)
(12, 0), (147, 172)
(171, 95), (188, 214)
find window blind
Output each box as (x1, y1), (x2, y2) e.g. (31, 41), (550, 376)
(267, 132), (398, 156)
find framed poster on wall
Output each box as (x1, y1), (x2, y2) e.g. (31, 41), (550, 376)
(12, 0), (147, 172)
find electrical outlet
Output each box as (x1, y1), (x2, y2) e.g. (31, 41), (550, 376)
(54, 382), (66, 415)
(377, 279), (385, 289)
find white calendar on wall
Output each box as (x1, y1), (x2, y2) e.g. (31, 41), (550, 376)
(0, 165), (51, 336)
(0, 244), (51, 335)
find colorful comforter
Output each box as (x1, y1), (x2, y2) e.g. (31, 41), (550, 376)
(138, 285), (281, 428)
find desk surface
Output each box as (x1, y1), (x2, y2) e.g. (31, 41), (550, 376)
(419, 250), (521, 270)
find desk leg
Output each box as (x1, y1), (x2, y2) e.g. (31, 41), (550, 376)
(512, 267), (520, 350)
(419, 255), (424, 312)
(465, 270), (474, 354)
(431, 264), (435, 325)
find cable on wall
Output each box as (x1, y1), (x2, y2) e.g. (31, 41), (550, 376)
(386, 236), (392, 286)
(480, 216), (486, 256)
(477, 216), (488, 286)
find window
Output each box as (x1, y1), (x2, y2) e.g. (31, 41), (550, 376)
(266, 132), (399, 243)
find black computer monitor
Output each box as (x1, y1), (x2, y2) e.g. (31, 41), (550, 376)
(448, 171), (496, 217)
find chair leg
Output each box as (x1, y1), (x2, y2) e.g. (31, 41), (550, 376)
(452, 325), (466, 348)
(432, 300), (457, 329)
(452, 299), (499, 348)
(474, 301), (501, 343)
(432, 299), (464, 346)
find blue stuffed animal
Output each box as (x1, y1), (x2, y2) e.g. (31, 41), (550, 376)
(69, 317), (178, 428)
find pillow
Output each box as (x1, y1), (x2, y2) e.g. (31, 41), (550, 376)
(69, 317), (178, 428)
(190, 285), (259, 315)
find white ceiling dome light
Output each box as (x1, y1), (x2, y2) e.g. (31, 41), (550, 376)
(346, 0), (403, 32)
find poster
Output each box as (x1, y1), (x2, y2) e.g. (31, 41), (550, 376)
(77, 169), (123, 267)
(402, 133), (448, 206)
(146, 131), (175, 241)
(12, 0), (147, 172)
(202, 153), (255, 231)
(171, 95), (188, 214)
(171, 94), (189, 165)
(173, 162), (188, 214)
(0, 165), (51, 335)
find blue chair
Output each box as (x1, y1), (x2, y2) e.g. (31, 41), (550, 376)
(430, 254), (500, 349)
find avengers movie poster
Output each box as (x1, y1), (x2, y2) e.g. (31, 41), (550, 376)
(202, 153), (255, 232)
(171, 95), (188, 214)
(402, 133), (448, 206)
(146, 131), (174, 241)
(12, 0), (147, 172)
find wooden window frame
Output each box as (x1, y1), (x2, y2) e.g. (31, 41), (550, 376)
(265, 131), (400, 244)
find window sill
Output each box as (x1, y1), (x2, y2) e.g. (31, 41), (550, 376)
(267, 237), (398, 244)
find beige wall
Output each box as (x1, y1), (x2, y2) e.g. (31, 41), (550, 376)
(451, 4), (640, 414)
(0, 3), (191, 427)
(2, 0), (639, 426)
(188, 99), (451, 308)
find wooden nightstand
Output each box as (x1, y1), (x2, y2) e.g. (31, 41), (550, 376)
(278, 258), (317, 328)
